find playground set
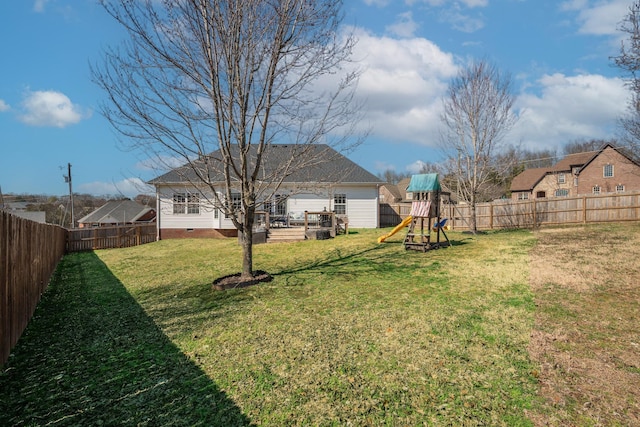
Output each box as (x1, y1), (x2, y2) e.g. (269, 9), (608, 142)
(377, 174), (450, 252)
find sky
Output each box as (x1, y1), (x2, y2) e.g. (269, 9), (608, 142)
(0, 0), (635, 197)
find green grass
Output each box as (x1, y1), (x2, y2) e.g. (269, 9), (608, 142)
(1, 228), (540, 425)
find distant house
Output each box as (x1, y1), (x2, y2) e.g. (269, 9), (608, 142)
(77, 199), (156, 228)
(379, 177), (412, 204)
(1, 202), (47, 224)
(511, 144), (640, 200)
(149, 144), (383, 239)
(379, 183), (403, 204)
(5, 210), (47, 224)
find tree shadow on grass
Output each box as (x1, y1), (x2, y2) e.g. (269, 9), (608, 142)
(0, 251), (252, 426)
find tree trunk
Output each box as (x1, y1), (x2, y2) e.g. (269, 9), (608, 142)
(470, 192), (478, 234)
(241, 206), (255, 279)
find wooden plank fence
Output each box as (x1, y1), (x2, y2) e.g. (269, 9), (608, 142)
(1, 216), (157, 365)
(66, 224), (157, 252)
(382, 191), (640, 230)
(1, 211), (67, 365)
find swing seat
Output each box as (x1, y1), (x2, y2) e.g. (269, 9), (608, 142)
(432, 218), (448, 231)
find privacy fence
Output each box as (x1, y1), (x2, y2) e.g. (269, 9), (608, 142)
(1, 214), (157, 365)
(67, 224), (157, 252)
(382, 191), (640, 230)
(1, 211), (67, 365)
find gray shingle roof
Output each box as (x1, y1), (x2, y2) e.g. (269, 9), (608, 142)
(149, 144), (383, 185)
(78, 200), (154, 225)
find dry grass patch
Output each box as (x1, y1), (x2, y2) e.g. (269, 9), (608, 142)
(528, 223), (640, 426)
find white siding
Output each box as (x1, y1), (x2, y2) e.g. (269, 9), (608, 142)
(287, 185), (379, 228)
(157, 186), (217, 229)
(340, 185), (379, 228)
(156, 183), (380, 230)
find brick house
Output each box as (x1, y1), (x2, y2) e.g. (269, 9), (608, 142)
(511, 144), (640, 200)
(378, 177), (411, 203)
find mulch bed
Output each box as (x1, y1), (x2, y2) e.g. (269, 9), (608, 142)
(212, 270), (273, 291)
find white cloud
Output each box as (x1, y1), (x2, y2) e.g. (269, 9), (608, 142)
(350, 29), (628, 158)
(566, 0), (628, 36)
(363, 0), (390, 6)
(77, 178), (153, 198)
(406, 160), (428, 173)
(19, 90), (89, 128)
(440, 8), (485, 33)
(459, 0), (488, 8)
(386, 11), (419, 38)
(350, 29), (457, 145)
(512, 73), (627, 150)
(0, 99), (9, 112)
(33, 0), (50, 13)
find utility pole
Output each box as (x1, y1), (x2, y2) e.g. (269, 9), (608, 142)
(64, 163), (75, 228)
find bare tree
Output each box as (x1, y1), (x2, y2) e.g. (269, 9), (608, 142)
(440, 59), (517, 233)
(612, 2), (640, 148)
(93, 0), (360, 280)
(563, 138), (613, 155)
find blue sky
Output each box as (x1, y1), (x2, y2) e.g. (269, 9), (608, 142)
(0, 0), (634, 197)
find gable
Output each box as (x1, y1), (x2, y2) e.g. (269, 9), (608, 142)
(78, 200), (155, 224)
(510, 168), (548, 192)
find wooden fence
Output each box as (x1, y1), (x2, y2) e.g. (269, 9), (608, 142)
(1, 211), (67, 365)
(382, 191), (640, 230)
(66, 224), (157, 252)
(1, 217), (157, 365)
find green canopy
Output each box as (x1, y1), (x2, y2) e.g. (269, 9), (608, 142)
(406, 173), (441, 192)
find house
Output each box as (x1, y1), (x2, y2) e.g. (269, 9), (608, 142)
(378, 177), (412, 203)
(77, 199), (156, 228)
(379, 183), (403, 204)
(1, 202), (47, 224)
(148, 144), (383, 239)
(510, 144), (640, 200)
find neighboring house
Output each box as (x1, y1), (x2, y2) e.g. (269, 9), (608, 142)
(77, 199), (156, 228)
(5, 210), (47, 224)
(397, 177), (412, 200)
(379, 183), (403, 204)
(148, 144), (383, 239)
(1, 202), (47, 224)
(511, 144), (640, 200)
(379, 177), (412, 203)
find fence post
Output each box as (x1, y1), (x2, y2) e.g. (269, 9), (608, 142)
(489, 204), (494, 229)
(583, 196), (587, 224)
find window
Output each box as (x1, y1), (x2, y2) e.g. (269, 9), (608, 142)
(555, 189), (569, 197)
(225, 193), (242, 218)
(334, 193), (346, 214)
(593, 185), (601, 195)
(275, 195), (287, 216)
(557, 173), (566, 184)
(172, 193), (200, 215)
(517, 192), (529, 200)
(604, 164), (614, 178)
(574, 177), (578, 187)
(616, 184), (625, 193)
(536, 191), (546, 198)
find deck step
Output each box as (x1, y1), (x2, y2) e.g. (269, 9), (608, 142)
(267, 227), (306, 242)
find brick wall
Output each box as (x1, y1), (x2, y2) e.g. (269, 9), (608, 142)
(532, 173), (575, 198)
(577, 147), (640, 195)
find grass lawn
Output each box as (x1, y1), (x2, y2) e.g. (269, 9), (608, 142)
(2, 224), (635, 425)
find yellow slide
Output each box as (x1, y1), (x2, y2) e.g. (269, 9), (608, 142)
(377, 216), (413, 243)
